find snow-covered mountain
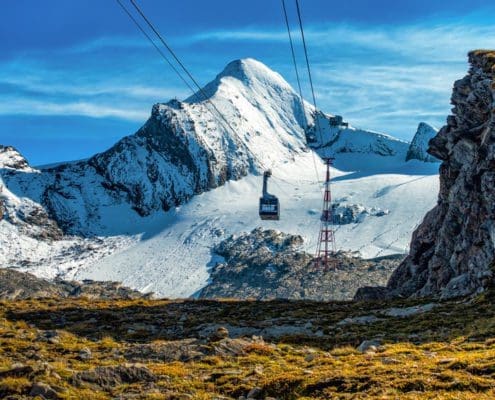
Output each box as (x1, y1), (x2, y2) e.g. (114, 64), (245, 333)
(0, 58), (440, 297)
(312, 113), (409, 158)
(406, 122), (439, 163)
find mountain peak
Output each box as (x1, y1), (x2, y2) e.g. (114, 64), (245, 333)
(405, 122), (439, 163)
(219, 58), (290, 86)
(186, 58), (294, 103)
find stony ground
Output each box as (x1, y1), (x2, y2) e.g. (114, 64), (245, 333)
(1, 293), (495, 399)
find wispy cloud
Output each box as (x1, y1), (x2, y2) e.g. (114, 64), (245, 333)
(1, 15), (493, 139)
(182, 20), (495, 61)
(0, 98), (149, 121)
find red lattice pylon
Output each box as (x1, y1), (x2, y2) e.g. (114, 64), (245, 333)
(315, 157), (337, 268)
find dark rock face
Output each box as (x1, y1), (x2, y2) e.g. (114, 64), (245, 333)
(387, 50), (495, 299)
(354, 286), (393, 301)
(200, 228), (403, 300)
(88, 103), (248, 217)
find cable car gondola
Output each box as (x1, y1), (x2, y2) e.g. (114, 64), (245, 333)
(259, 170), (280, 220)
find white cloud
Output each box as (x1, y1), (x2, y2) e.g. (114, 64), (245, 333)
(1, 15), (493, 138)
(0, 99), (149, 122)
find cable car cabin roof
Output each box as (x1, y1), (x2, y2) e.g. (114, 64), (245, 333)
(259, 197), (280, 220)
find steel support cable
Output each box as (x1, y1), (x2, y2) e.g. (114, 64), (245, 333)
(127, 0), (270, 173)
(116, 0), (240, 157)
(294, 0), (324, 148)
(118, 0), (301, 196)
(115, 0), (196, 95)
(281, 0), (321, 186)
(116, 0), (265, 177)
(281, 0), (306, 127)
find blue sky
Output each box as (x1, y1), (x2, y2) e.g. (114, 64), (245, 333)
(1, 0), (495, 165)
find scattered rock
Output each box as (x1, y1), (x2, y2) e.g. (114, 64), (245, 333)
(29, 382), (60, 399)
(357, 339), (381, 353)
(0, 365), (34, 379)
(72, 364), (157, 390)
(382, 303), (437, 317)
(77, 347), (92, 361)
(246, 387), (262, 399)
(337, 315), (380, 326)
(209, 326), (229, 342)
(381, 357), (400, 365)
(124, 339), (207, 363)
(331, 202), (389, 224)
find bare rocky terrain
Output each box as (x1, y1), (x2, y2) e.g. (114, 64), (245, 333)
(200, 228), (403, 300)
(0, 268), (150, 300)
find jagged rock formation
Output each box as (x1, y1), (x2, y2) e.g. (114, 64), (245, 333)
(0, 145), (31, 170)
(332, 202), (389, 224)
(406, 122), (439, 162)
(200, 228), (403, 300)
(0, 157), (63, 241)
(0, 268), (151, 300)
(373, 50), (495, 299)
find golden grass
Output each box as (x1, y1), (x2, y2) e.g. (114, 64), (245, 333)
(0, 295), (494, 399)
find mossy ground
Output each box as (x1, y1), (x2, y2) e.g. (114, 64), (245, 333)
(0, 294), (495, 399)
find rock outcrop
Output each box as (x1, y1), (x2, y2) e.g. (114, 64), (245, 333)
(331, 202), (389, 225)
(0, 145), (32, 171)
(200, 228), (402, 300)
(405, 122), (439, 162)
(384, 50), (495, 299)
(0, 268), (150, 300)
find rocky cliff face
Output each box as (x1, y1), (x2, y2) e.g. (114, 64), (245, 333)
(406, 122), (439, 163)
(386, 50), (495, 298)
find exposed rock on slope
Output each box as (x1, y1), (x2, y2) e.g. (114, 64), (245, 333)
(200, 228), (402, 300)
(0, 153), (63, 241)
(0, 145), (32, 171)
(0, 268), (150, 300)
(331, 202), (389, 224)
(406, 122), (439, 162)
(384, 50), (495, 299)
